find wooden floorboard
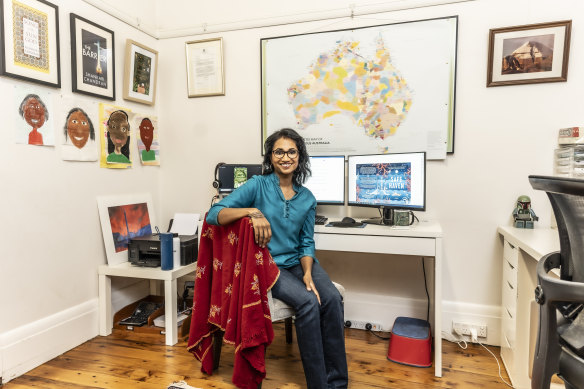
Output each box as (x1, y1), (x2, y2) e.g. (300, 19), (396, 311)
(3, 323), (512, 388)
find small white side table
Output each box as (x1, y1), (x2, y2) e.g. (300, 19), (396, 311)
(98, 261), (197, 345)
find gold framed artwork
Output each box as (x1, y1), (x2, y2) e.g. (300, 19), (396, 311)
(185, 37), (224, 97)
(0, 0), (61, 87)
(487, 20), (571, 87)
(123, 39), (158, 105)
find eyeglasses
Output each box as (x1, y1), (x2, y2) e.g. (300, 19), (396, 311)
(272, 148), (298, 159)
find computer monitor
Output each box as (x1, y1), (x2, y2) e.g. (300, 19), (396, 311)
(217, 164), (263, 194)
(304, 155), (345, 205)
(347, 152), (426, 224)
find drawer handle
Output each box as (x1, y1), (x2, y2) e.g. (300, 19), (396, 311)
(507, 260), (515, 270)
(506, 308), (513, 319)
(507, 281), (514, 290)
(506, 242), (516, 250)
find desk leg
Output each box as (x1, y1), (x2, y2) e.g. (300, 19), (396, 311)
(434, 237), (443, 377)
(164, 278), (178, 346)
(98, 274), (112, 336)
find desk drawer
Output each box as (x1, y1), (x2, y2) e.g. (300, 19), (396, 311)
(502, 307), (516, 349)
(503, 240), (519, 267)
(502, 276), (517, 314)
(503, 258), (517, 289)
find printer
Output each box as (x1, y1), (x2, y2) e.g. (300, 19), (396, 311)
(128, 233), (198, 268)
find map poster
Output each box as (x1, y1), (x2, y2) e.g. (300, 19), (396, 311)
(261, 16), (458, 159)
(356, 163), (411, 205)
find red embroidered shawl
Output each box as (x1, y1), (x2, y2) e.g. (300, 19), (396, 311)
(187, 218), (280, 388)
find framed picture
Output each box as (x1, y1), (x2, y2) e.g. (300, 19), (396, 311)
(185, 37), (224, 97)
(487, 20), (571, 87)
(123, 39), (158, 105)
(70, 13), (115, 100)
(0, 0), (61, 87)
(97, 193), (156, 266)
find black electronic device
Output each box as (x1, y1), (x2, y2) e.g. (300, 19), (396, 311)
(118, 301), (162, 327)
(215, 163), (263, 194)
(128, 233), (198, 267)
(315, 215), (328, 225)
(347, 152), (426, 225)
(304, 155), (346, 205)
(328, 217), (364, 228)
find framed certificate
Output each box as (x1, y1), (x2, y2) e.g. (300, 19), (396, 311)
(185, 37), (224, 97)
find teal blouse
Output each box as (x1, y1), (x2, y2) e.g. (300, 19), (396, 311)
(206, 173), (317, 268)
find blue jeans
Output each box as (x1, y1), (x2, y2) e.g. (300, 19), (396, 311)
(271, 262), (348, 389)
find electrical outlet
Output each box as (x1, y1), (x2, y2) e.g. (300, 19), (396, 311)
(345, 319), (383, 331)
(452, 320), (487, 339)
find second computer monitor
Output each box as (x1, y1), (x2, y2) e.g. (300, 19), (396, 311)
(304, 155), (346, 205)
(347, 152), (426, 211)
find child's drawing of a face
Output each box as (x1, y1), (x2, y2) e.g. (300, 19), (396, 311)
(23, 97), (46, 129)
(67, 110), (91, 149)
(108, 111), (129, 150)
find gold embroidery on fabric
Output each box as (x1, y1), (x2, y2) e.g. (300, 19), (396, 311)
(210, 304), (221, 318)
(234, 262), (241, 277)
(228, 231), (238, 245)
(213, 258), (223, 271)
(255, 251), (264, 265)
(251, 274), (260, 295)
(202, 228), (214, 240)
(196, 265), (206, 279)
(225, 283), (233, 295)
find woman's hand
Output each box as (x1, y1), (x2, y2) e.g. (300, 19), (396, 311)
(302, 272), (321, 305)
(249, 209), (271, 248)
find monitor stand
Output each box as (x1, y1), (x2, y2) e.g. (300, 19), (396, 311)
(362, 208), (394, 226)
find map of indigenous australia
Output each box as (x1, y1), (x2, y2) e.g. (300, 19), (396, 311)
(288, 37), (412, 148)
(262, 17), (458, 159)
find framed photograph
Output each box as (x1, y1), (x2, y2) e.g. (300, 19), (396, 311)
(487, 20), (571, 87)
(0, 0), (61, 87)
(97, 193), (156, 266)
(185, 37), (224, 97)
(70, 13), (115, 100)
(123, 39), (158, 105)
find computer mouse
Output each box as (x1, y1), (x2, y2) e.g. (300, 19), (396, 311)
(341, 217), (356, 224)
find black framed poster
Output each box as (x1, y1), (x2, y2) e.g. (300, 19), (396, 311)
(70, 13), (115, 100)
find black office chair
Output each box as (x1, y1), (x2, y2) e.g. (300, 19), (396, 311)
(529, 175), (584, 389)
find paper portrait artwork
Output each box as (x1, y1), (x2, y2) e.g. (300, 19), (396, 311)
(14, 86), (54, 146)
(99, 103), (134, 169)
(59, 98), (98, 161)
(135, 114), (160, 166)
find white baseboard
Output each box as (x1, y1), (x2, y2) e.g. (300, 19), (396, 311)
(0, 299), (99, 383)
(344, 292), (502, 346)
(0, 279), (151, 384)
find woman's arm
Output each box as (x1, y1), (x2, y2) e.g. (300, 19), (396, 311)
(217, 207), (272, 248)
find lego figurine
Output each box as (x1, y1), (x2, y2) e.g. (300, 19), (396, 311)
(513, 195), (539, 228)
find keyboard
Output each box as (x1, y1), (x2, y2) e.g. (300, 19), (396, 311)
(315, 215), (328, 225)
(118, 301), (162, 326)
(328, 221), (364, 228)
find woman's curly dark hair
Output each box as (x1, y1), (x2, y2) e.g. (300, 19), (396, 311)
(262, 128), (311, 187)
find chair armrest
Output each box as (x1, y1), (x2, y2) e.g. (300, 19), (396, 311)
(538, 253), (584, 303)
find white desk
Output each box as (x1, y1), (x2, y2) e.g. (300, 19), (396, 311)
(315, 220), (443, 377)
(497, 225), (561, 389)
(98, 262), (198, 346)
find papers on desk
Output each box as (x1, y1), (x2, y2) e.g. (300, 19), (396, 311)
(170, 213), (200, 235)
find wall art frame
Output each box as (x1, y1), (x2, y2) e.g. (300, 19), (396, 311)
(97, 193), (156, 266)
(70, 13), (115, 100)
(185, 37), (224, 97)
(487, 20), (571, 87)
(123, 39), (158, 105)
(0, 0), (61, 87)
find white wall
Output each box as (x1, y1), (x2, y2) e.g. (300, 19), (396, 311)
(0, 0), (159, 381)
(156, 0), (584, 341)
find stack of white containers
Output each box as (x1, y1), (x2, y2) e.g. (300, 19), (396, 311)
(554, 127), (584, 177)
